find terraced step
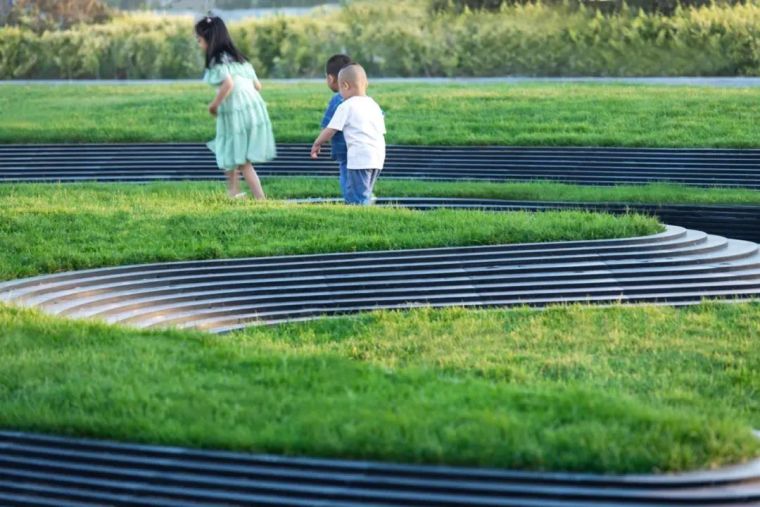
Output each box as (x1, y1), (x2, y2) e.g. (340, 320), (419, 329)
(0, 431), (757, 507)
(2, 225), (758, 333)
(2, 143), (760, 187)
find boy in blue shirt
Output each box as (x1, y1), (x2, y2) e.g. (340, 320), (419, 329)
(320, 54), (353, 201)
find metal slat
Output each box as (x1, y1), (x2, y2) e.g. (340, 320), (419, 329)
(0, 433), (757, 506)
(2, 144), (760, 187)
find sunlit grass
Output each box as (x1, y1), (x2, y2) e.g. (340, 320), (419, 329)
(2, 82), (760, 147)
(1, 302), (758, 473)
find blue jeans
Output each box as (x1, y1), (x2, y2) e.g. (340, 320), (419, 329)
(345, 168), (381, 205)
(338, 160), (348, 201)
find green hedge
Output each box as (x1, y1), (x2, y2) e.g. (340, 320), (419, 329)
(2, 2), (760, 79)
(430, 0), (749, 15)
(0, 15), (201, 79)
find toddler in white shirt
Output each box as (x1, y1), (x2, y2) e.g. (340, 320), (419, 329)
(311, 63), (385, 205)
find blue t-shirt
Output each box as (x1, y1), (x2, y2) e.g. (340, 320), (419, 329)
(321, 93), (347, 162)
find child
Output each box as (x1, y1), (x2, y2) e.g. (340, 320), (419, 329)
(311, 64), (385, 205)
(320, 54), (353, 201)
(195, 15), (275, 200)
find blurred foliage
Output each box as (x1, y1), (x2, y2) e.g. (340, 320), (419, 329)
(1, 0), (112, 33)
(429, 0), (753, 15)
(2, 1), (760, 78)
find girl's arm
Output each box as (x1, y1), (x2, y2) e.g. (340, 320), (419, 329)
(310, 128), (338, 159)
(208, 75), (235, 116)
(254, 79), (262, 92)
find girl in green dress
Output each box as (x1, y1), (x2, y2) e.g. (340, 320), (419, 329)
(195, 16), (276, 200)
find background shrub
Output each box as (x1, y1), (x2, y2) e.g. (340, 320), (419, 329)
(2, 1), (759, 79)
(1, 0), (112, 33)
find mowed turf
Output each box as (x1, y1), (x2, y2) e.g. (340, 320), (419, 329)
(0, 182), (661, 280)
(1, 82), (760, 147)
(266, 177), (760, 206)
(1, 82), (758, 475)
(0, 184), (757, 474)
(1, 302), (758, 473)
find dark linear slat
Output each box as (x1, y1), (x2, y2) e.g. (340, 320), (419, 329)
(4, 154), (760, 165)
(5, 151), (760, 164)
(3, 142), (760, 154)
(4, 431), (759, 488)
(4, 168), (758, 182)
(2, 143), (760, 187)
(0, 432), (757, 507)
(0, 491), (106, 507)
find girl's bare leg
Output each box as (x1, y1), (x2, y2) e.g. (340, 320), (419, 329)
(240, 162), (266, 200)
(225, 169), (241, 197)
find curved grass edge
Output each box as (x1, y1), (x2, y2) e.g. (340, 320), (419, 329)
(0, 185), (662, 281)
(6, 178), (760, 207)
(0, 302), (758, 474)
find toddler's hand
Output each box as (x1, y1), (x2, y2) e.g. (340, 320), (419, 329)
(208, 103), (218, 116)
(310, 143), (321, 159)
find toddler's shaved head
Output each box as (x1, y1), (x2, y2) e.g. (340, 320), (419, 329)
(338, 64), (368, 93)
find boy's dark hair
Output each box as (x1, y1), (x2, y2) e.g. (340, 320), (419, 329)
(326, 54), (353, 77)
(195, 15), (247, 69)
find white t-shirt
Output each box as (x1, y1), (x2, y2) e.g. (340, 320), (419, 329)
(327, 96), (386, 170)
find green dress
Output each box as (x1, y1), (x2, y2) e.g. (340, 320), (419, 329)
(204, 53), (276, 170)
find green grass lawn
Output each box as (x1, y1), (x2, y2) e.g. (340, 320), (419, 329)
(2, 82), (760, 147)
(1, 82), (759, 474)
(266, 177), (760, 206)
(0, 183), (660, 281)
(0, 185), (757, 475)
(2, 302), (758, 473)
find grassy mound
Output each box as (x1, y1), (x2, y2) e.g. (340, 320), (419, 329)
(1, 302), (758, 473)
(0, 183), (661, 281)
